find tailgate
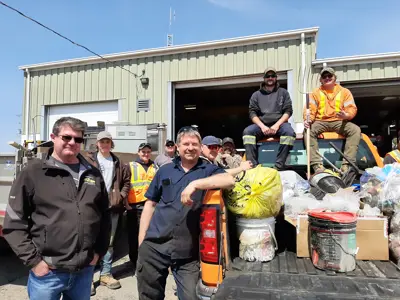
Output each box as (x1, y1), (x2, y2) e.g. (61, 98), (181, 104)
(214, 252), (400, 300)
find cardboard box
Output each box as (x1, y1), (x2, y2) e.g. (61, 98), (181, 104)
(286, 215), (389, 261)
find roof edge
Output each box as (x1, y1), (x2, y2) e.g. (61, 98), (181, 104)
(312, 51), (400, 67)
(20, 27), (319, 71)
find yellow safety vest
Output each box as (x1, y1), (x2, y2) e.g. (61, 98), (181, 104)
(386, 150), (400, 163)
(317, 91), (342, 119)
(128, 162), (156, 204)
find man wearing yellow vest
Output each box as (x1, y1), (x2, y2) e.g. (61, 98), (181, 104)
(126, 142), (156, 272)
(304, 67), (361, 173)
(384, 141), (400, 164)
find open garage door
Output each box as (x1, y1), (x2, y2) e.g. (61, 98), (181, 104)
(46, 101), (119, 140)
(342, 80), (400, 156)
(174, 78), (287, 149)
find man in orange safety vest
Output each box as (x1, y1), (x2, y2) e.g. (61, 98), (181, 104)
(304, 67), (361, 173)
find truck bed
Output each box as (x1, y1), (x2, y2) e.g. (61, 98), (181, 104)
(214, 252), (400, 299)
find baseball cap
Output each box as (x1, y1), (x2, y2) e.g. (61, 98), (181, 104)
(222, 137), (235, 146)
(97, 131), (112, 141)
(202, 136), (221, 146)
(320, 67), (335, 76)
(263, 67), (277, 77)
(138, 142), (152, 150)
(165, 139), (175, 146)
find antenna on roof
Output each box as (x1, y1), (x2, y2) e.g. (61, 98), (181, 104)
(167, 7), (175, 47)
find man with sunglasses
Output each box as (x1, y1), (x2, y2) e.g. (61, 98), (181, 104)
(202, 135), (253, 175)
(126, 142), (156, 273)
(243, 67), (296, 169)
(154, 139), (177, 170)
(136, 126), (235, 300)
(304, 67), (360, 173)
(3, 117), (111, 300)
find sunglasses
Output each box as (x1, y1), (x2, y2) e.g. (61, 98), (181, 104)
(166, 143), (175, 147)
(322, 74), (333, 79)
(59, 135), (84, 144)
(177, 126), (199, 135)
(264, 74), (277, 79)
(207, 145), (220, 150)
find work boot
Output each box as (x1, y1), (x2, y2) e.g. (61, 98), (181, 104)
(91, 282), (96, 296)
(312, 164), (325, 173)
(100, 274), (121, 289)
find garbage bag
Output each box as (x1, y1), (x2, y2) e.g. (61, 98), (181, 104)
(389, 232), (400, 265)
(320, 188), (361, 213)
(224, 165), (282, 219)
(284, 194), (321, 217)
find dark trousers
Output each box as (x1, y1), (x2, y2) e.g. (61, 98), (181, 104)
(126, 206), (142, 268)
(243, 122), (296, 168)
(137, 241), (199, 300)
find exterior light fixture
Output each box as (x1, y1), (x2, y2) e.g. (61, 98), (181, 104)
(140, 77), (149, 85)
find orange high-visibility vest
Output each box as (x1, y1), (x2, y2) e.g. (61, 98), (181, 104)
(386, 149), (400, 163)
(128, 162), (156, 204)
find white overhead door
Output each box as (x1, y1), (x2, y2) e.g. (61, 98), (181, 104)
(46, 101), (119, 139)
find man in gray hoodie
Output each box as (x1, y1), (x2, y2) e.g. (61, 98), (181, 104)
(243, 67), (296, 169)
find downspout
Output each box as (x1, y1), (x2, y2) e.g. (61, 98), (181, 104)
(24, 68), (31, 142)
(300, 33), (307, 112)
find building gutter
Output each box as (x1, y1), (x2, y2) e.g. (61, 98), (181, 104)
(312, 51), (400, 67)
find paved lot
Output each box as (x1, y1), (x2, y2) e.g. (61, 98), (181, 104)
(0, 244), (177, 300)
(0, 251), (177, 300)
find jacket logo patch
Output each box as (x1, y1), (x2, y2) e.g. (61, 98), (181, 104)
(83, 177), (96, 185)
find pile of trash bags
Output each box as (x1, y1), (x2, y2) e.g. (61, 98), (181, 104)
(359, 163), (400, 264)
(224, 165), (282, 219)
(281, 170), (381, 218)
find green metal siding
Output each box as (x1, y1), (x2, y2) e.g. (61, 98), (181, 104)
(26, 36), (317, 135)
(333, 61), (400, 82)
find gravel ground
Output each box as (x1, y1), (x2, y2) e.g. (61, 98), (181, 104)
(0, 247), (177, 300)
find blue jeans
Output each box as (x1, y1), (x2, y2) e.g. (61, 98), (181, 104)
(100, 212), (120, 276)
(27, 266), (95, 300)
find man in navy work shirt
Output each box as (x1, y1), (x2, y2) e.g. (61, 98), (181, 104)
(137, 126), (236, 300)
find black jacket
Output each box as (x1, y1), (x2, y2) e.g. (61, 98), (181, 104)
(3, 149), (111, 271)
(249, 84), (293, 125)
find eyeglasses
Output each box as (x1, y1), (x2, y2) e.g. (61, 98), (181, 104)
(59, 135), (84, 144)
(264, 74), (277, 79)
(207, 145), (220, 150)
(321, 74), (333, 79)
(177, 126), (199, 135)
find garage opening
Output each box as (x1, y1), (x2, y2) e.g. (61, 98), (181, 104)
(342, 80), (400, 157)
(174, 80), (287, 148)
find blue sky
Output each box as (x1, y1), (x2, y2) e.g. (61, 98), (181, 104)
(0, 0), (399, 151)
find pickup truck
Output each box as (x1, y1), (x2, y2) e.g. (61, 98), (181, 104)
(196, 133), (400, 299)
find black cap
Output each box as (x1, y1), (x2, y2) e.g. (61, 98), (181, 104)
(138, 142), (152, 150)
(222, 137), (235, 146)
(165, 139), (175, 146)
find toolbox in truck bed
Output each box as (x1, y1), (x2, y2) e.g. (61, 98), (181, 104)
(213, 251), (400, 299)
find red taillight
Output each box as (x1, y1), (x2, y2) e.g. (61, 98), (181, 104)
(200, 207), (219, 264)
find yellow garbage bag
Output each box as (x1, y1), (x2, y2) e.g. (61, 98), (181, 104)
(224, 165), (283, 219)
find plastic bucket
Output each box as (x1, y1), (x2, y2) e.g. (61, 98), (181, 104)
(308, 210), (357, 272)
(236, 217), (277, 262)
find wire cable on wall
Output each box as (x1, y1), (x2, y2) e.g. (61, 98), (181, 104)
(0, 1), (142, 78)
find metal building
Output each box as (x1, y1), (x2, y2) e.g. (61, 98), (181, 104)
(19, 27), (400, 147)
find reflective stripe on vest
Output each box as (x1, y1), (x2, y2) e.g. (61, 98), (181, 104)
(318, 90), (342, 118)
(387, 149), (400, 163)
(128, 162), (155, 204)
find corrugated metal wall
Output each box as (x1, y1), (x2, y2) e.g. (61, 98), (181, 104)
(24, 36), (317, 135)
(312, 61), (400, 83)
(332, 61), (400, 82)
